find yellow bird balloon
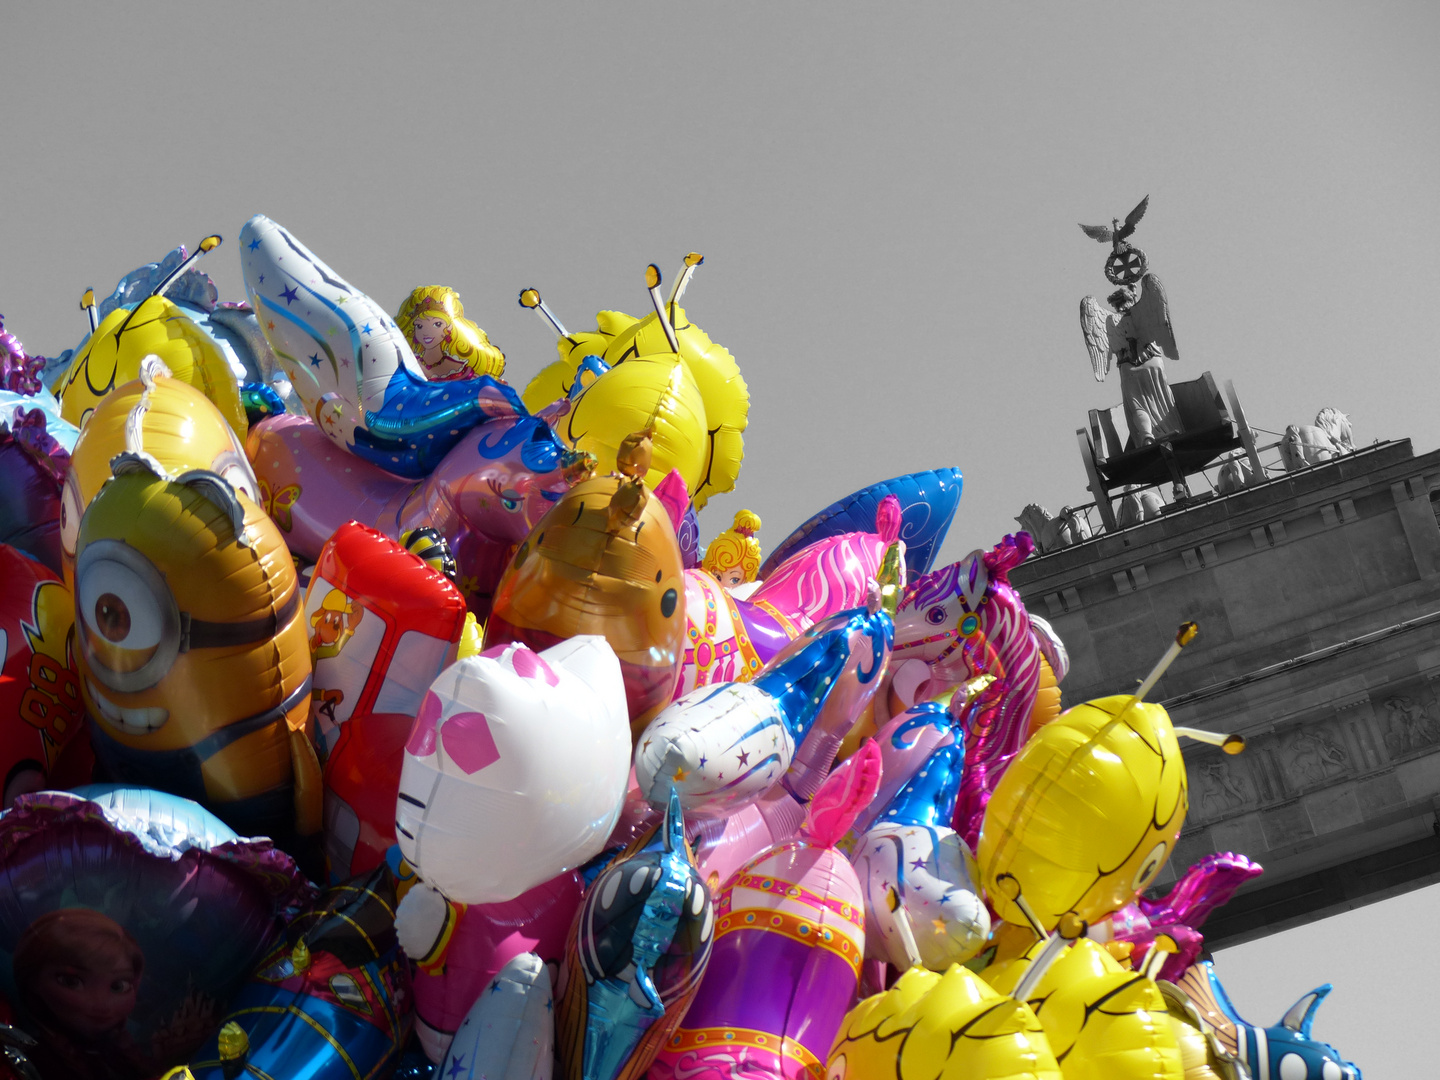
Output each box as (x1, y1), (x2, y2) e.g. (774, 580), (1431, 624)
(52, 236), (246, 435)
(829, 963), (1061, 1080)
(519, 257), (748, 510)
(977, 693), (1188, 933)
(982, 938), (1184, 1080)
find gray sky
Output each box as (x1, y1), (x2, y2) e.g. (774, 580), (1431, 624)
(4, 3), (1437, 1074)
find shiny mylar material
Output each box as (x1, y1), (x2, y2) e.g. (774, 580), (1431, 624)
(244, 387), (569, 617)
(440, 952), (554, 1080)
(485, 474), (686, 731)
(53, 296), (246, 436)
(241, 215), (505, 478)
(829, 963), (1060, 1080)
(395, 637), (630, 905)
(0, 788), (311, 1077)
(983, 938), (1182, 1080)
(0, 408), (69, 575)
(75, 459), (320, 845)
(851, 701), (989, 971)
(978, 696), (1188, 933)
(649, 744), (879, 1080)
(63, 360), (260, 584)
(0, 546), (91, 806)
(557, 786), (713, 1080)
(304, 522), (466, 761)
(635, 601), (893, 820)
(523, 292), (749, 511)
(185, 866), (412, 1080)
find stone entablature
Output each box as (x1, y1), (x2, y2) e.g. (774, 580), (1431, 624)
(1011, 440), (1440, 944)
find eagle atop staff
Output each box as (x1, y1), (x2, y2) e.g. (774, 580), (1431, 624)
(1076, 196), (1181, 448)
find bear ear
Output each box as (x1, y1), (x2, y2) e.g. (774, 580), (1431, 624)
(175, 469), (251, 548)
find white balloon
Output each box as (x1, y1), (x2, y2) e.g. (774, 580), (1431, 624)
(634, 682), (795, 821)
(396, 636), (631, 904)
(853, 822), (990, 970)
(440, 952), (554, 1080)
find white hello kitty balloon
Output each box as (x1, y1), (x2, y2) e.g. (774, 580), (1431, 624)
(396, 636), (631, 904)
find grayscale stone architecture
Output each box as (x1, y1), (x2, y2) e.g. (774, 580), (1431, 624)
(1010, 438), (1440, 948)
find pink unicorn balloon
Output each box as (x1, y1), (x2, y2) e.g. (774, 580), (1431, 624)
(675, 495), (904, 698)
(246, 387), (570, 615)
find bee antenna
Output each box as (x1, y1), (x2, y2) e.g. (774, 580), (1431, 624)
(645, 264), (680, 353)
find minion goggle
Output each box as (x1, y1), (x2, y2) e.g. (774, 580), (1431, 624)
(75, 539), (299, 694)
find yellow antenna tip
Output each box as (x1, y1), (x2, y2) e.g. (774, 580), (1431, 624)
(81, 289), (95, 308)
(518, 288), (541, 309)
(645, 264), (662, 290)
(1223, 734), (1246, 755)
(683, 252), (704, 267)
(199, 235), (222, 253)
(1176, 622), (1199, 647)
(217, 1021), (249, 1062)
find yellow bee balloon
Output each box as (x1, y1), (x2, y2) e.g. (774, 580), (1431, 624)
(982, 938), (1184, 1080)
(829, 963), (1061, 1080)
(522, 273), (749, 510)
(73, 456), (321, 844)
(53, 294), (246, 435)
(60, 358), (259, 587)
(978, 696), (1188, 933)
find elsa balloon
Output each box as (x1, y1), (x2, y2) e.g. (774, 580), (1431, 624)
(240, 214), (502, 478)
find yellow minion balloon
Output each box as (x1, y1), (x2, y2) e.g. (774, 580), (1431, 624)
(73, 454), (321, 845)
(829, 963), (1061, 1080)
(982, 938), (1184, 1080)
(53, 236), (246, 436)
(60, 358), (259, 588)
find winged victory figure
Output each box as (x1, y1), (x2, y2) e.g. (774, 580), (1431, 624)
(1078, 196), (1181, 449)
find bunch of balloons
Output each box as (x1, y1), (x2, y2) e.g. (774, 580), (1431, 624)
(0, 217), (1362, 1080)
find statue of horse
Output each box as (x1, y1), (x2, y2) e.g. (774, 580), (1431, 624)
(1117, 486), (1165, 526)
(1216, 450), (1255, 494)
(1014, 503), (1090, 553)
(1280, 408), (1354, 472)
(246, 388), (569, 617)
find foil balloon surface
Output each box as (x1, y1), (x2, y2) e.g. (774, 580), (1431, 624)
(241, 214), (510, 478)
(556, 786), (713, 1080)
(523, 284), (749, 511)
(395, 637), (631, 905)
(0, 408), (69, 575)
(635, 602), (893, 819)
(439, 952), (554, 1080)
(62, 360), (260, 587)
(761, 468), (963, 580)
(321, 711), (411, 883)
(0, 788), (312, 1078)
(303, 522), (466, 761)
(983, 938), (1182, 1080)
(400, 871), (581, 1063)
(53, 294), (245, 437)
(978, 695), (1188, 934)
(485, 472), (686, 731)
(245, 383), (569, 616)
(0, 546), (91, 807)
(851, 702), (990, 971)
(184, 866), (412, 1080)
(650, 744), (880, 1080)
(74, 458), (320, 845)
(829, 963), (1061, 1080)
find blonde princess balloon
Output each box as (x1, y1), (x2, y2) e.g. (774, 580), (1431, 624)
(701, 509), (762, 589)
(395, 286), (506, 383)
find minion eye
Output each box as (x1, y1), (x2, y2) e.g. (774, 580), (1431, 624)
(1131, 841), (1169, 894)
(60, 476), (82, 557)
(78, 559), (166, 651)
